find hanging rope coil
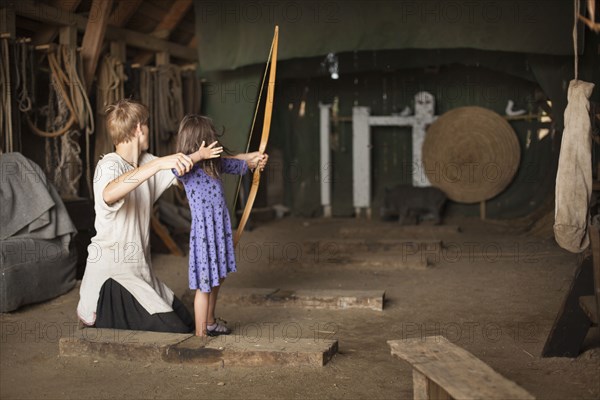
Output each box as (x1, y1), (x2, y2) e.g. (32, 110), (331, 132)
(18, 43), (94, 198)
(156, 64), (184, 136)
(14, 39), (33, 113)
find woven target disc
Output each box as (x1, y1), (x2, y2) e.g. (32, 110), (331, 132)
(422, 106), (520, 203)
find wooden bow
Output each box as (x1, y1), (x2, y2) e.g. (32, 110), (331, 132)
(233, 26), (279, 247)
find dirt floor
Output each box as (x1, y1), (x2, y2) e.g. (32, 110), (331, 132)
(1, 216), (599, 399)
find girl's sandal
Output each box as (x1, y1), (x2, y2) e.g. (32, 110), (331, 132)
(206, 318), (232, 336)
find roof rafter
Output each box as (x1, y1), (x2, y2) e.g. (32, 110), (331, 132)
(14, 0), (197, 60)
(133, 0), (192, 66)
(108, 0), (143, 28)
(32, 0), (81, 45)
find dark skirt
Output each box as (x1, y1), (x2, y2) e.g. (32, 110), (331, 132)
(95, 278), (194, 334)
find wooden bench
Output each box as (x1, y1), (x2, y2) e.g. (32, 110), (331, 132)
(388, 336), (535, 400)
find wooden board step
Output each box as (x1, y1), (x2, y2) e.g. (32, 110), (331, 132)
(346, 252), (429, 269)
(60, 328), (337, 366)
(187, 288), (385, 311)
(388, 336), (535, 400)
(303, 239), (442, 254)
(339, 225), (460, 237)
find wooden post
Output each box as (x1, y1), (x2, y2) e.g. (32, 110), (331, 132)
(81, 0), (113, 93)
(110, 40), (126, 63)
(59, 25), (77, 47)
(480, 200), (486, 220)
(0, 2), (16, 37)
(155, 51), (170, 66)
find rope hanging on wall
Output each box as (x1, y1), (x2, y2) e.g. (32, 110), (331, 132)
(19, 44), (94, 198)
(138, 64), (184, 156)
(157, 64), (184, 138)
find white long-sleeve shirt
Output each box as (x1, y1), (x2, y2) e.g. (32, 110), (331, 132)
(77, 152), (176, 325)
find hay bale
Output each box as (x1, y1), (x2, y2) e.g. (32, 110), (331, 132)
(422, 106), (520, 203)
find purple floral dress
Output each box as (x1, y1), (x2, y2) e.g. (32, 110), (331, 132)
(175, 158), (247, 292)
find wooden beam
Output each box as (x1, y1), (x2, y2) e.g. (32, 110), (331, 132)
(32, 0), (81, 45)
(14, 0), (197, 61)
(133, 0), (192, 65)
(81, 0), (113, 92)
(153, 0), (192, 39)
(108, 0), (143, 27)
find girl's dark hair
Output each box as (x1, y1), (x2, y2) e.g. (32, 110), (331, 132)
(175, 114), (229, 178)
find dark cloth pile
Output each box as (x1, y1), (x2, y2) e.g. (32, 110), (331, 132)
(0, 152), (77, 312)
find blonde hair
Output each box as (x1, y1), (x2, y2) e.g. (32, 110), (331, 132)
(176, 114), (224, 178)
(105, 99), (149, 146)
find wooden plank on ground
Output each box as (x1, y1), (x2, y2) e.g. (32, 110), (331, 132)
(183, 288), (385, 311)
(347, 252), (429, 269)
(304, 239), (442, 254)
(167, 335), (338, 367)
(339, 225), (461, 237)
(59, 328), (192, 362)
(60, 328), (338, 366)
(223, 288), (384, 311)
(388, 336), (535, 400)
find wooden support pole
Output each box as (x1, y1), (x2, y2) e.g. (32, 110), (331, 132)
(480, 200), (486, 220)
(81, 0), (113, 93)
(0, 2), (16, 37)
(59, 24), (77, 47)
(155, 51), (170, 66)
(110, 40), (126, 63)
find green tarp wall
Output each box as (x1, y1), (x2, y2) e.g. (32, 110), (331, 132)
(194, 0), (599, 219)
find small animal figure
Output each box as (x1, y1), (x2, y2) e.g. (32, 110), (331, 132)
(380, 184), (447, 225)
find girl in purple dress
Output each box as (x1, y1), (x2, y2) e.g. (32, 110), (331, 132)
(175, 115), (267, 337)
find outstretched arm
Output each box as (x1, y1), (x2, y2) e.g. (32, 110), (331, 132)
(103, 142), (223, 205)
(229, 151), (269, 172)
(103, 154), (193, 205)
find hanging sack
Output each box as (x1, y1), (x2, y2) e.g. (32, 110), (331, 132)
(554, 79), (595, 253)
